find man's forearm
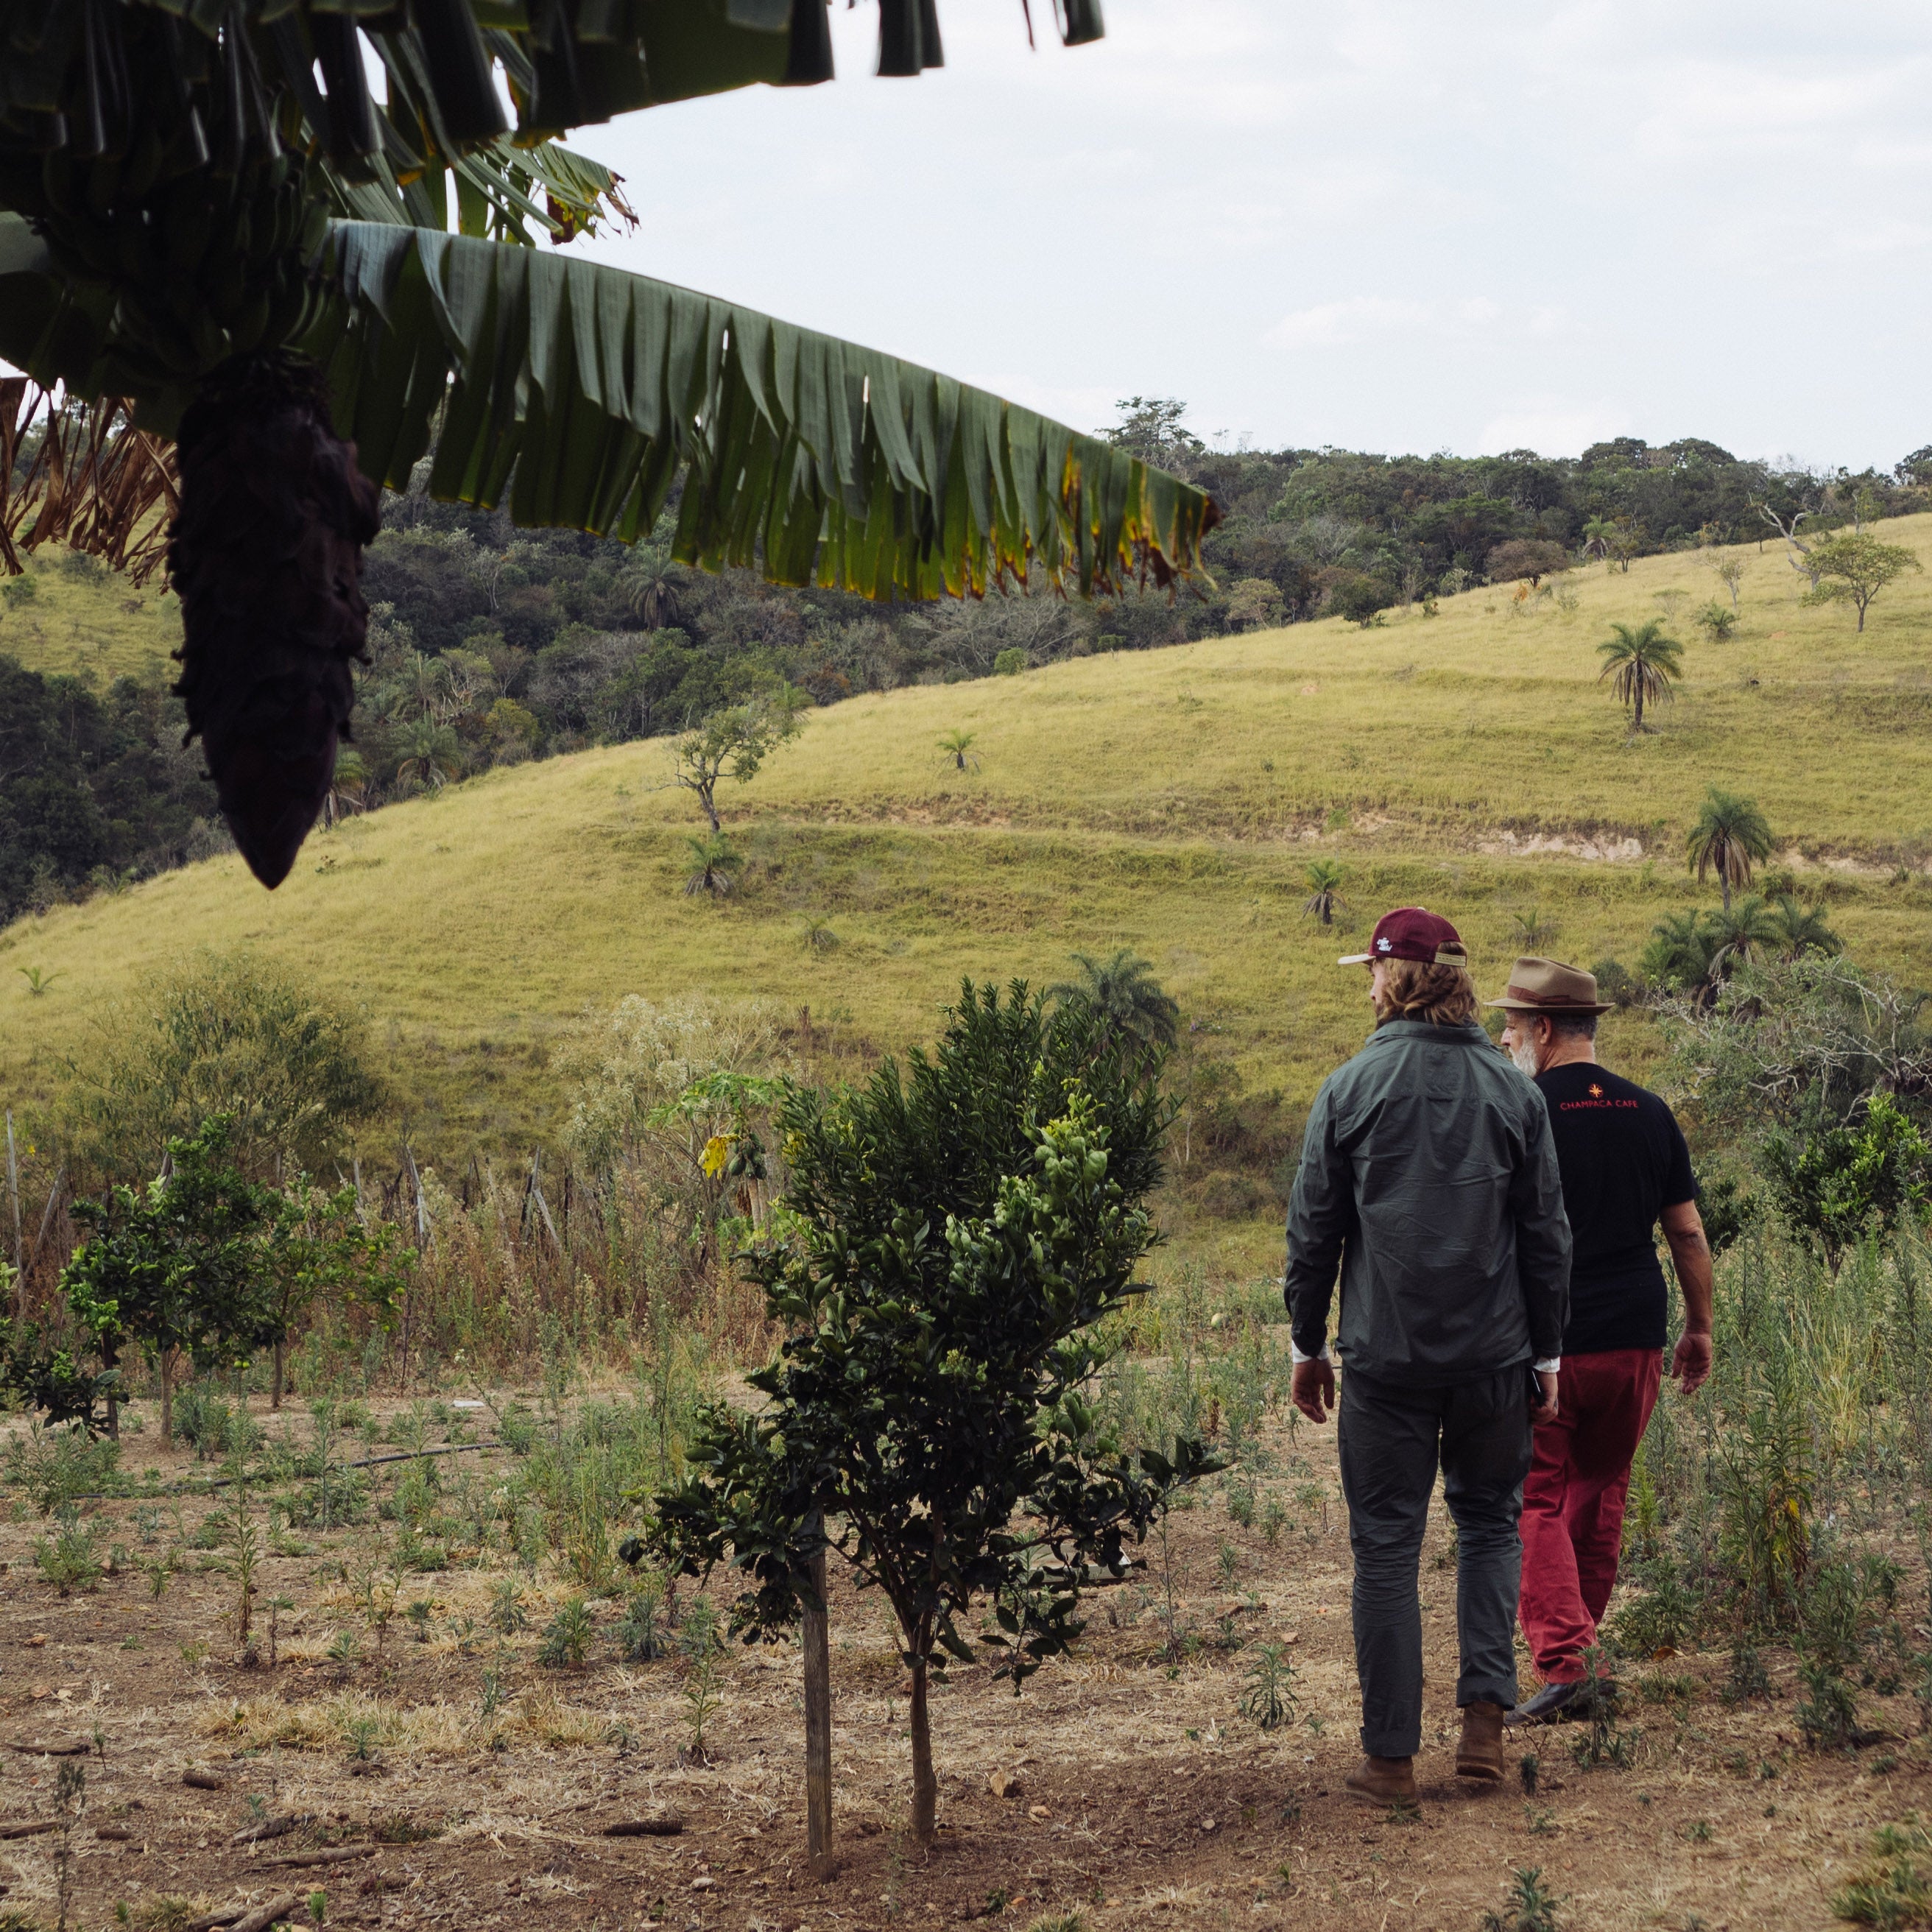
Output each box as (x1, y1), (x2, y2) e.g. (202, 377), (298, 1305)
(1666, 1230), (1714, 1333)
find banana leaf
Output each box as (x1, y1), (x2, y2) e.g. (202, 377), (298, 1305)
(0, 212), (1216, 600)
(0, 1), (1104, 161)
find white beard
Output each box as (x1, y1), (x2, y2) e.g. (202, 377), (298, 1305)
(1509, 1036), (1542, 1077)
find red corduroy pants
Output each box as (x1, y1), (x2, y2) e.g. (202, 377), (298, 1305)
(1518, 1347), (1663, 1683)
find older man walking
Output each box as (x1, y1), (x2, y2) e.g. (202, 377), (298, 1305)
(1489, 959), (1713, 1724)
(1287, 908), (1571, 1803)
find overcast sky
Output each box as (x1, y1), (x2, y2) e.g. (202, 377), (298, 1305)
(553, 0), (1931, 470)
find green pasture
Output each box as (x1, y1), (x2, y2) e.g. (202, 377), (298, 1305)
(4, 515), (1930, 1268)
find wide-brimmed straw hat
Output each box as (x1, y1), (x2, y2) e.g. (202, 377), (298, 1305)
(1484, 956), (1614, 1016)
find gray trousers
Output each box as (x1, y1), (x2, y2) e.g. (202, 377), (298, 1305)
(1337, 1364), (1531, 1759)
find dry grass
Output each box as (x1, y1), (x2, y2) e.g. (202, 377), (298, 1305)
(0, 1383), (1906, 1931)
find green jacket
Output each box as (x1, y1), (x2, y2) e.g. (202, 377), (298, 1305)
(1285, 1018), (1571, 1386)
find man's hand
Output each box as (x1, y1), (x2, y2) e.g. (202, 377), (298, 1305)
(1532, 1369), (1559, 1424)
(1671, 1329), (1713, 1396)
(1291, 1355), (1336, 1425)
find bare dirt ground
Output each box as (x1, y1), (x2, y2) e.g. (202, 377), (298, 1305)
(0, 1397), (1907, 1932)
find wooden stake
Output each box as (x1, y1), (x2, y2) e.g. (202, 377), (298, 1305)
(803, 1529), (833, 1879)
(5, 1110), (20, 1291)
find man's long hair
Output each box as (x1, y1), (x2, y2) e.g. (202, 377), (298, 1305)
(1373, 959), (1478, 1026)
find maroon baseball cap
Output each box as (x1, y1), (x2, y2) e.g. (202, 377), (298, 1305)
(1339, 906), (1469, 967)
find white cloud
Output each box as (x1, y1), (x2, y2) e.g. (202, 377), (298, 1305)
(1265, 297), (1434, 350)
(562, 0), (1932, 466)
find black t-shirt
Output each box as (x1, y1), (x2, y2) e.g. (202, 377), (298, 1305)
(1534, 1062), (1696, 1355)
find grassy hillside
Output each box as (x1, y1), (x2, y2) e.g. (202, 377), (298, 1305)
(0, 548), (183, 681)
(4, 516), (1930, 1269)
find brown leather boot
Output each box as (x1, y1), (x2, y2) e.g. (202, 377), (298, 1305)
(1344, 1755), (1417, 1805)
(1456, 1700), (1506, 1780)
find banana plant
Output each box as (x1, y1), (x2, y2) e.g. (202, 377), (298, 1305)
(0, 0), (1216, 890)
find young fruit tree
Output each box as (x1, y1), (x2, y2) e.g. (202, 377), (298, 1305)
(59, 1116), (273, 1442)
(646, 982), (1218, 1849)
(248, 1181), (410, 1411)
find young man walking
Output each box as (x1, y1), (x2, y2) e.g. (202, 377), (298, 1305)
(1286, 909), (1571, 1803)
(1489, 958), (1714, 1724)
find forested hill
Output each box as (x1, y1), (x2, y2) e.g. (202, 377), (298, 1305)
(1, 406), (1925, 923)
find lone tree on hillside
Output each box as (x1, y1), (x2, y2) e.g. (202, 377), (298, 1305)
(0, 4), (1216, 893)
(1800, 532), (1921, 632)
(1486, 539), (1572, 587)
(1048, 950), (1182, 1075)
(1302, 860), (1347, 926)
(1597, 620), (1684, 733)
(648, 983), (1216, 1851)
(1716, 557), (1745, 612)
(1687, 787), (1775, 912)
(674, 699), (803, 834)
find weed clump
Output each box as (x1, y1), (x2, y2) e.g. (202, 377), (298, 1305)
(1481, 1867), (1562, 1932)
(1833, 1818), (1932, 1928)
(538, 1597), (593, 1669)
(33, 1506), (104, 1593)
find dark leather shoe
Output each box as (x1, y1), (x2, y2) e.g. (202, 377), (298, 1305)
(1456, 1700), (1507, 1780)
(1344, 1755), (1417, 1805)
(1505, 1678), (1584, 1727)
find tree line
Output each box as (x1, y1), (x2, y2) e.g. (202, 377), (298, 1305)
(4, 405), (1927, 921)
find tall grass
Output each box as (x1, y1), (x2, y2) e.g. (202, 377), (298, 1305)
(1615, 1224), (1932, 1727)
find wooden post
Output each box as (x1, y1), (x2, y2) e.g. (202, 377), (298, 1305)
(5, 1110), (20, 1293)
(802, 1527), (833, 1879)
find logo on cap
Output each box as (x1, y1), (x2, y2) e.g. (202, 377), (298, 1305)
(1376, 937), (1392, 952)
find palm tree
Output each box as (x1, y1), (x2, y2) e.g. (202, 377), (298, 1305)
(620, 549), (686, 630)
(1766, 893), (1841, 961)
(1687, 787), (1775, 912)
(1048, 949), (1180, 1070)
(1702, 896), (1783, 982)
(406, 651), (452, 723)
(1302, 860), (1346, 926)
(1596, 621), (1684, 733)
(1512, 908), (1557, 949)
(322, 748), (367, 826)
(1581, 515), (1618, 563)
(683, 833), (741, 900)
(937, 730), (979, 773)
(0, 3), (1215, 898)
(1640, 912), (1715, 994)
(394, 719), (461, 794)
